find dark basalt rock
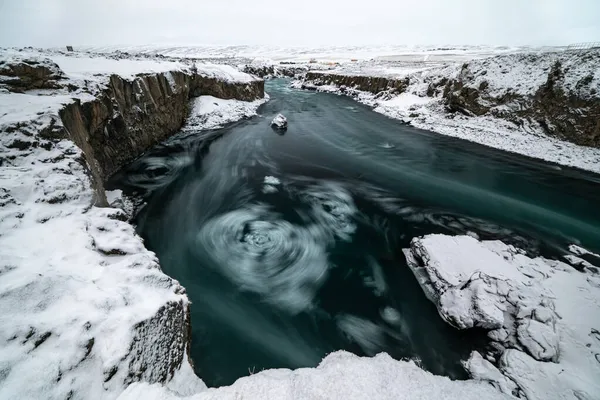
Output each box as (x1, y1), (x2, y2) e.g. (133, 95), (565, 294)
(305, 71), (410, 95)
(0, 58), (64, 92)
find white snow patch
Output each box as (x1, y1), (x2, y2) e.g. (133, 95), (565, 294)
(196, 63), (259, 84)
(270, 113), (288, 129)
(117, 351), (510, 400)
(569, 244), (600, 259)
(184, 95), (268, 131)
(51, 54), (187, 81)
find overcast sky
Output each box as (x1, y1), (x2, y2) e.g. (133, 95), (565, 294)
(0, 0), (598, 47)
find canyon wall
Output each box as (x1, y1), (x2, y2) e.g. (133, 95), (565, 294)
(59, 69), (264, 205)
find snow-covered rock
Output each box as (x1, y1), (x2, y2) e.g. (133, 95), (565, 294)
(404, 234), (600, 400)
(270, 113), (288, 130)
(117, 351), (510, 400)
(183, 94), (268, 132)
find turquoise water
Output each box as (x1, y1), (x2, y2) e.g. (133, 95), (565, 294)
(112, 79), (600, 387)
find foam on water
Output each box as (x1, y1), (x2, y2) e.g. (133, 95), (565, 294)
(196, 203), (329, 314)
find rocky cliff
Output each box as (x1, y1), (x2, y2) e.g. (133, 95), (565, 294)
(303, 71), (410, 94)
(58, 68), (264, 205)
(436, 53), (600, 147)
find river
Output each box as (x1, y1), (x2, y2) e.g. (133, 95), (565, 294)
(111, 79), (600, 387)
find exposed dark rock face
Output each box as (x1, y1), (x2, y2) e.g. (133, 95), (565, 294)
(60, 72), (191, 191)
(242, 64), (308, 79)
(123, 300), (191, 385)
(243, 64), (275, 78)
(59, 69), (264, 206)
(440, 58), (600, 147)
(0, 57), (64, 92)
(304, 71), (410, 94)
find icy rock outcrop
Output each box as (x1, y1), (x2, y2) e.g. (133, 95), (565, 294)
(118, 351), (511, 400)
(271, 113), (288, 130)
(304, 71), (410, 94)
(0, 55), (64, 92)
(404, 234), (600, 400)
(403, 235), (560, 360)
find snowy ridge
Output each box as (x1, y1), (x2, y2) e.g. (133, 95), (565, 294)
(79, 44), (560, 63)
(404, 235), (600, 400)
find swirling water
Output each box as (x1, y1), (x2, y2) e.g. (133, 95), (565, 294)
(111, 79), (600, 387)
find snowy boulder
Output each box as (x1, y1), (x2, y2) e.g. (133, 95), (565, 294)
(403, 235), (560, 358)
(271, 113), (288, 130)
(0, 56), (64, 92)
(404, 234), (600, 400)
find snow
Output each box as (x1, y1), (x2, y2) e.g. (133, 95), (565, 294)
(0, 118), (190, 399)
(50, 54), (187, 81)
(569, 244), (600, 259)
(117, 351), (510, 400)
(270, 113), (287, 129)
(183, 94), (268, 131)
(81, 44), (556, 64)
(195, 63), (259, 84)
(404, 234), (600, 400)
(1, 48), (259, 89)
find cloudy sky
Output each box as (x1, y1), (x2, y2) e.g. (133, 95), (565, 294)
(0, 0), (598, 47)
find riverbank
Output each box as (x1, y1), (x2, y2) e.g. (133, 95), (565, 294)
(293, 49), (600, 173)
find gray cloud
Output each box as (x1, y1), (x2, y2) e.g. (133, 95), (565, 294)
(0, 0), (598, 47)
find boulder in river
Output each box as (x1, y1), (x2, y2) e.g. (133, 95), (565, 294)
(271, 113), (288, 130)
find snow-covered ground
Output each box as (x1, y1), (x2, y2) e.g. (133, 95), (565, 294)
(404, 235), (600, 400)
(296, 50), (600, 173)
(0, 81), (193, 399)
